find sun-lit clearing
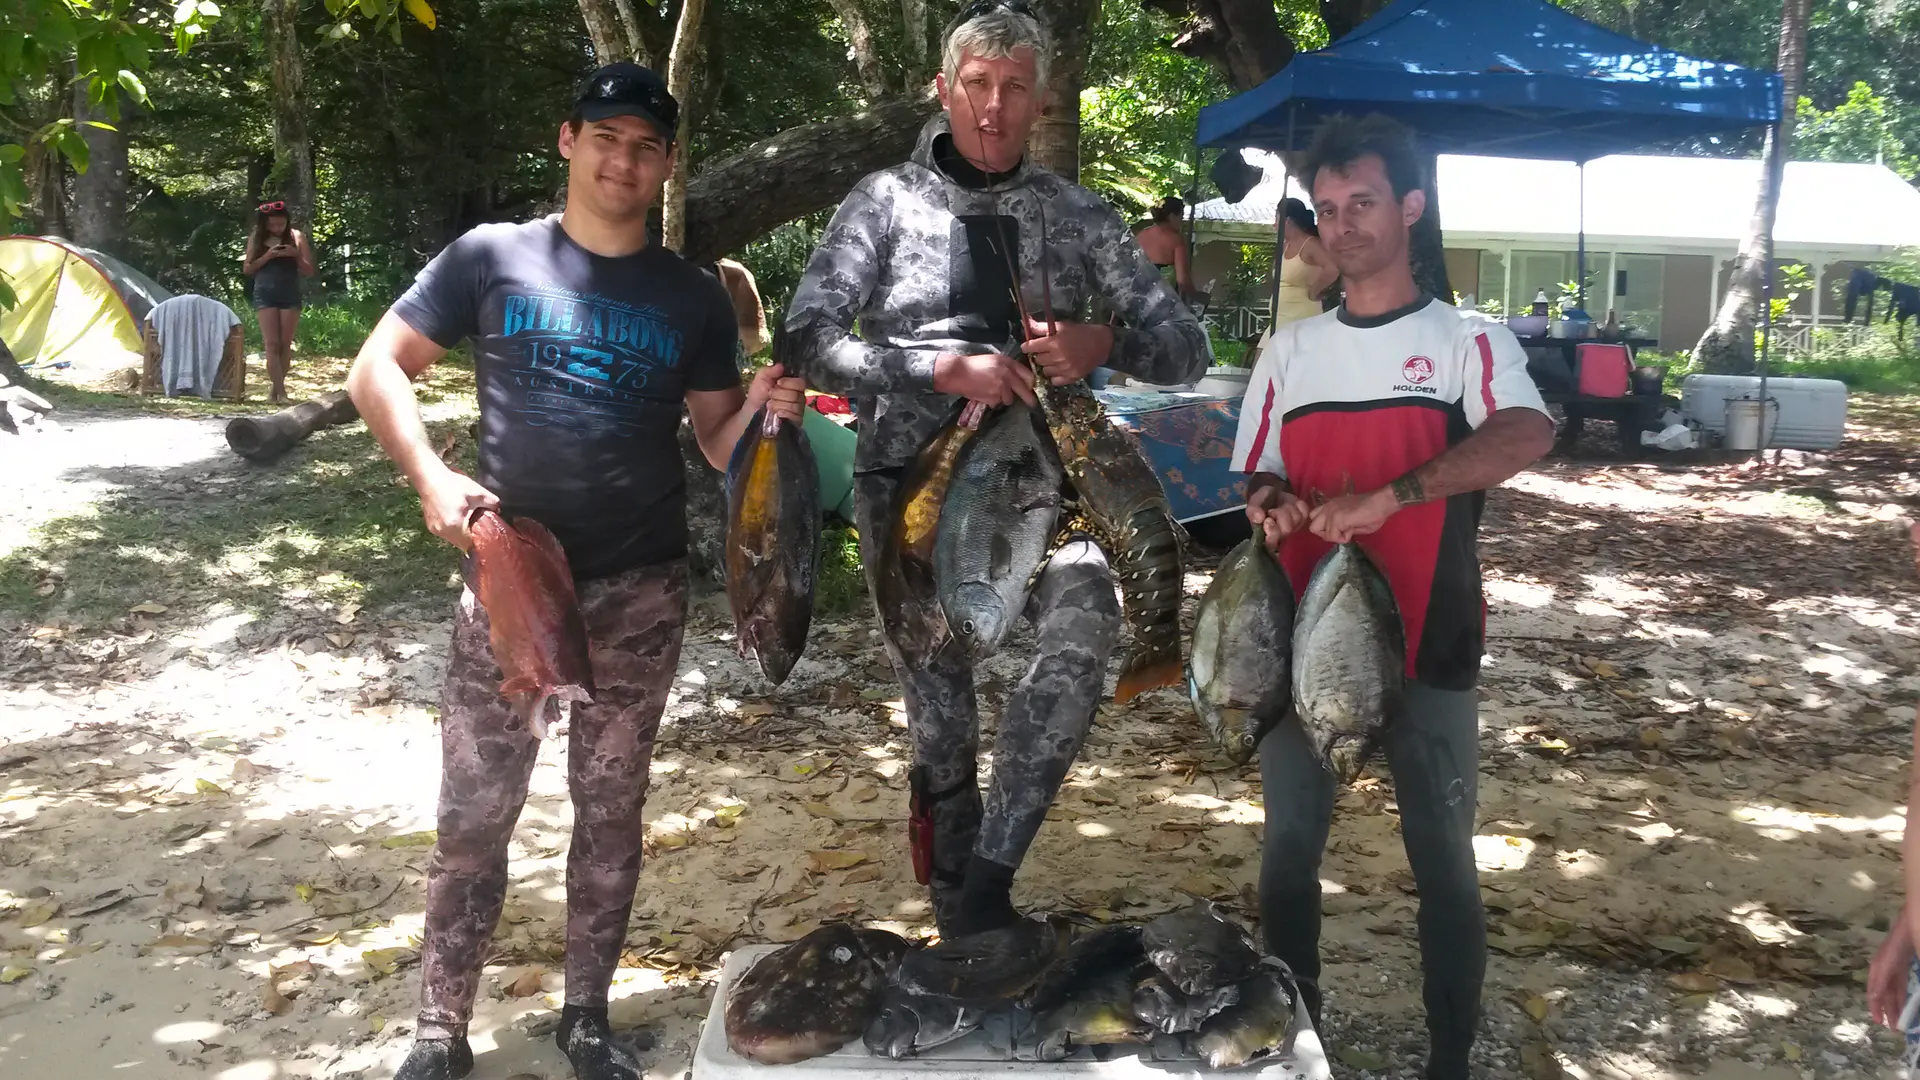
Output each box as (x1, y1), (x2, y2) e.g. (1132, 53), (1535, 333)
(1573, 599), (1628, 619)
(1209, 799), (1265, 825)
(649, 759), (682, 775)
(1730, 902), (1803, 946)
(1738, 992), (1800, 1018)
(1617, 822), (1678, 844)
(154, 1021), (227, 1044)
(1733, 803), (1904, 839)
(1830, 1019), (1872, 1046)
(1800, 650), (1889, 688)
(214, 1062), (280, 1080)
(1076, 821), (1115, 838)
(1474, 833), (1535, 872)
(679, 668), (707, 685)
(1584, 574), (1668, 607)
(1167, 793), (1229, 811)
(1693, 999), (1752, 1036)
(1555, 848), (1607, 877)
(1504, 472), (1694, 512)
(1852, 871), (1879, 890)
(1638, 621), (1713, 642)
(1484, 578), (1554, 608)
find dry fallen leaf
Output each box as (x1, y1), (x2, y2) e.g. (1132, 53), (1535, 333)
(335, 603), (361, 625)
(0, 965), (32, 984)
(145, 934), (215, 955)
(291, 930), (339, 947)
(68, 888), (133, 916)
(1703, 955), (1758, 984)
(361, 947), (417, 976)
(1147, 831), (1191, 853)
(807, 850), (868, 873)
(1590, 661), (1620, 679)
(842, 866), (885, 886)
(194, 779), (227, 796)
(16, 900), (59, 927)
(652, 830), (691, 851)
(370, 1015), (386, 1033)
(295, 883), (316, 903)
(1524, 995), (1549, 1022)
(1782, 1041), (1802, 1062)
(849, 784), (880, 804)
(713, 804), (746, 827)
(129, 602), (168, 614)
(1666, 972), (1720, 993)
(1335, 1047), (1385, 1070)
(803, 802), (842, 821)
(1488, 930), (1556, 955)
(502, 967), (546, 998)
(380, 830), (438, 849)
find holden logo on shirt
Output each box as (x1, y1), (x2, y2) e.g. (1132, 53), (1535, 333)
(1401, 356), (1435, 384)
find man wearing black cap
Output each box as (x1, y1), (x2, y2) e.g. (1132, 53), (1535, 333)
(347, 62), (803, 1080)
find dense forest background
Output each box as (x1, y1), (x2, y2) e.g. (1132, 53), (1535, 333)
(5, 0), (1919, 337)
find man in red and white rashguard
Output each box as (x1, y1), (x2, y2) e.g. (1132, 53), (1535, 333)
(1231, 114), (1554, 1080)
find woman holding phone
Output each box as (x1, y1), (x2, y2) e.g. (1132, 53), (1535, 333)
(243, 200), (315, 403)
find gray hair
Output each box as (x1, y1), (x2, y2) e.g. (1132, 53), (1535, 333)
(942, 8), (1051, 91)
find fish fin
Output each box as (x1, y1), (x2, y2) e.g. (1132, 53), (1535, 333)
(1115, 656), (1182, 704)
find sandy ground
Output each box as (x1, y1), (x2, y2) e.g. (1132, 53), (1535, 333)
(3, 403), (1919, 1080)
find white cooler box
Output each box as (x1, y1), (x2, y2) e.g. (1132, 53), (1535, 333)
(1679, 374), (1848, 449)
(692, 944), (1330, 1080)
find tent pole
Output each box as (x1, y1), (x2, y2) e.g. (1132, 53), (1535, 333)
(1269, 102), (1298, 329)
(1576, 161), (1587, 311)
(1757, 126), (1775, 456)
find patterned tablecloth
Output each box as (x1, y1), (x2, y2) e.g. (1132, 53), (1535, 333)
(1095, 388), (1247, 523)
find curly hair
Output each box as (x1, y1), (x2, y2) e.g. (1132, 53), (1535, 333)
(1296, 113), (1425, 201)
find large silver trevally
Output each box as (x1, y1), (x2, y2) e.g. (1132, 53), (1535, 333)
(1189, 537), (1295, 764)
(1290, 542), (1405, 781)
(933, 403), (1065, 661)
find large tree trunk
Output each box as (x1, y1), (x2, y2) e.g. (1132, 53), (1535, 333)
(1411, 149), (1451, 302)
(901, 0), (930, 87)
(262, 0), (314, 228)
(71, 86), (130, 255)
(682, 93), (933, 263)
(1029, 0), (1101, 180)
(660, 0), (710, 253)
(1694, 0), (1811, 375)
(827, 0), (892, 98)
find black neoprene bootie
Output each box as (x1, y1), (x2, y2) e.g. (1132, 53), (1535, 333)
(556, 1004), (644, 1080)
(946, 853), (1020, 937)
(393, 1035), (473, 1080)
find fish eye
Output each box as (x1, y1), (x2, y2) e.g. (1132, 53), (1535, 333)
(961, 620), (976, 635)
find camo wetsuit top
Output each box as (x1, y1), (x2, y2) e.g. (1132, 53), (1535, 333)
(393, 216), (741, 579)
(785, 116), (1211, 473)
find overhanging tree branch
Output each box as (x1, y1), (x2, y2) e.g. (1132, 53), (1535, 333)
(681, 91), (934, 264)
(827, 0), (893, 97)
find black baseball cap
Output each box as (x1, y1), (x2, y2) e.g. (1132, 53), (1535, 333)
(576, 62), (679, 139)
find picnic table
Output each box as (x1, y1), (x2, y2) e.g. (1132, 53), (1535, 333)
(1512, 335), (1664, 455)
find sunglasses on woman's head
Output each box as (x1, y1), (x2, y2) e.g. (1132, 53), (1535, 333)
(258, 201), (287, 213)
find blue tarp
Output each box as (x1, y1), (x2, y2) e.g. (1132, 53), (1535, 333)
(1196, 0), (1781, 161)
(1097, 389), (1247, 523)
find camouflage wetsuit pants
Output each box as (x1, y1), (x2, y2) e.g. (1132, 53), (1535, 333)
(415, 560), (688, 1039)
(855, 473), (1120, 877)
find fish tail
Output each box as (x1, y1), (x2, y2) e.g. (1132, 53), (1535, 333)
(1115, 650), (1182, 703)
(516, 692), (555, 739)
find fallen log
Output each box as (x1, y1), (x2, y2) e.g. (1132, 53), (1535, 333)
(226, 389), (359, 462)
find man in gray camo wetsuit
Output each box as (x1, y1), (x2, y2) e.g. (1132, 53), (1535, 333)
(785, 0), (1208, 946)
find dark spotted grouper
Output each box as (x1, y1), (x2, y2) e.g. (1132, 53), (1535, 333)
(1043, 381), (1185, 702)
(465, 509), (594, 738)
(724, 401), (822, 685)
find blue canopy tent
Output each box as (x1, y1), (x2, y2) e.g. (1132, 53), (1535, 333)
(1195, 0), (1781, 162)
(1195, 0), (1783, 316)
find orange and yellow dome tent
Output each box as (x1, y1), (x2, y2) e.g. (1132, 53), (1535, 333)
(0, 235), (171, 380)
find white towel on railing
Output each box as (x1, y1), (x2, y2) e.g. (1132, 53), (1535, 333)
(151, 294), (239, 398)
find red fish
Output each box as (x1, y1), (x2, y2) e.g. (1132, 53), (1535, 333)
(467, 510), (595, 737)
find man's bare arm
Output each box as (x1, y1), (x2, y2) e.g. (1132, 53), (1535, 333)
(1387, 407), (1554, 507)
(347, 312), (447, 487)
(346, 312), (499, 548)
